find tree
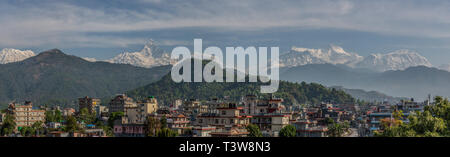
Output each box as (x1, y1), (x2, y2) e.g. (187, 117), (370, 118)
(32, 121), (45, 136)
(279, 125), (296, 137)
(45, 109), (63, 123)
(78, 108), (95, 124)
(327, 120), (350, 137)
(45, 110), (55, 123)
(20, 126), (35, 137)
(156, 128), (178, 137)
(145, 117), (161, 137)
(54, 109), (63, 122)
(376, 96), (449, 137)
(246, 124), (263, 137)
(65, 116), (79, 133)
(0, 114), (16, 136)
(160, 115), (167, 129)
(108, 112), (124, 129)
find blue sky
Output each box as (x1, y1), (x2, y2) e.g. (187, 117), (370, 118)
(1, 0), (450, 66)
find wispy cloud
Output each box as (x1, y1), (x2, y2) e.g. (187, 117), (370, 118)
(1, 0), (450, 48)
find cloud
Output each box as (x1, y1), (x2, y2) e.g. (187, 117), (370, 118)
(1, 0), (450, 48)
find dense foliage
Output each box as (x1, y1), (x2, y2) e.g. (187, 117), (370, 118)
(279, 125), (296, 137)
(246, 124), (263, 137)
(375, 96), (450, 137)
(127, 72), (355, 106)
(0, 49), (170, 106)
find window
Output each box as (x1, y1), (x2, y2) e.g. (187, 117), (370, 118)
(222, 111), (226, 115)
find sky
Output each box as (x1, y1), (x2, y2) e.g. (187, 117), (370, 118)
(1, 0), (450, 66)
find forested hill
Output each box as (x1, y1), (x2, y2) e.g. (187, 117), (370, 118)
(0, 49), (171, 107)
(127, 68), (355, 106)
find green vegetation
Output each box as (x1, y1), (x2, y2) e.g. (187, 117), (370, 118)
(156, 128), (178, 137)
(326, 119), (350, 137)
(65, 116), (79, 133)
(279, 125), (296, 137)
(108, 112), (124, 129)
(45, 109), (63, 123)
(127, 73), (355, 106)
(375, 96), (450, 137)
(78, 108), (96, 124)
(246, 124), (263, 137)
(0, 49), (170, 106)
(144, 116), (178, 137)
(0, 114), (16, 136)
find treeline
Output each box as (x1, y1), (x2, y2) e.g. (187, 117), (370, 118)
(375, 96), (450, 137)
(127, 73), (355, 106)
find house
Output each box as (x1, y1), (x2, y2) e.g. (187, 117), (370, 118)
(63, 108), (75, 117)
(47, 122), (62, 129)
(195, 103), (251, 137)
(192, 126), (216, 137)
(109, 94), (137, 113)
(294, 119), (328, 137)
(167, 114), (191, 135)
(78, 96), (101, 114)
(113, 123), (146, 137)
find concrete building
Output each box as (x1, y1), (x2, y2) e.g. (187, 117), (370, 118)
(113, 123), (146, 137)
(167, 114), (191, 135)
(95, 105), (109, 120)
(109, 94), (137, 113)
(294, 119), (328, 137)
(63, 108), (75, 117)
(195, 103), (251, 137)
(192, 126), (216, 137)
(78, 96), (101, 114)
(6, 102), (45, 129)
(242, 95), (291, 137)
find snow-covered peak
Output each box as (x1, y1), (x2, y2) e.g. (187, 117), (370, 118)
(280, 45), (363, 67)
(107, 41), (175, 68)
(357, 49), (432, 72)
(83, 57), (97, 62)
(0, 48), (36, 64)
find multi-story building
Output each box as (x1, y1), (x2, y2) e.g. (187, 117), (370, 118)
(109, 94), (137, 113)
(78, 96), (101, 114)
(242, 95), (285, 115)
(138, 96), (158, 114)
(242, 95), (291, 137)
(167, 114), (191, 135)
(195, 103), (251, 137)
(95, 105), (109, 120)
(63, 108), (75, 117)
(294, 119), (328, 137)
(7, 102), (45, 129)
(182, 99), (207, 117)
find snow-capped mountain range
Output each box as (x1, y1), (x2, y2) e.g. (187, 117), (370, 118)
(0, 48), (35, 64)
(0, 42), (446, 72)
(355, 49), (432, 72)
(105, 40), (175, 68)
(280, 45), (364, 67)
(279, 45), (433, 72)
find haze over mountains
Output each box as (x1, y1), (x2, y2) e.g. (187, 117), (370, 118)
(280, 64), (450, 100)
(1, 41), (449, 103)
